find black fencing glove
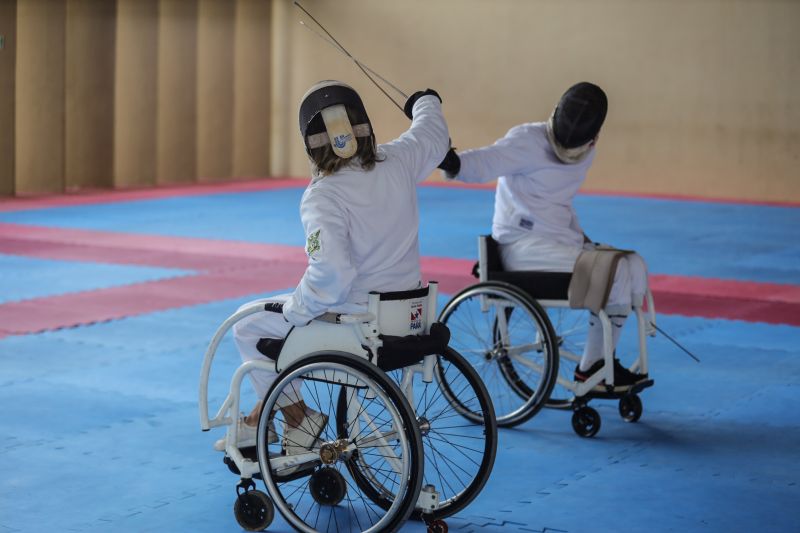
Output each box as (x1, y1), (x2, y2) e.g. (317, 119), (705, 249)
(438, 147), (461, 177)
(404, 89), (441, 119)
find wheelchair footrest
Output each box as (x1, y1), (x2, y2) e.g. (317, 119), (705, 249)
(580, 378), (654, 400)
(224, 447), (318, 481)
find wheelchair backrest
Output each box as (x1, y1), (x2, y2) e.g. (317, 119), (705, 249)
(369, 283), (438, 337)
(478, 235), (505, 281)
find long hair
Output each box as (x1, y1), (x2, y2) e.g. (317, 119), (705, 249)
(307, 108), (382, 177)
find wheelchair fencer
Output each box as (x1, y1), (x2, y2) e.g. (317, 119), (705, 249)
(439, 236), (656, 438)
(199, 282), (498, 533)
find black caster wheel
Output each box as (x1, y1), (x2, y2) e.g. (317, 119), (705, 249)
(233, 489), (274, 531)
(309, 467), (347, 506)
(619, 394), (643, 423)
(571, 406), (601, 438)
(427, 519), (449, 533)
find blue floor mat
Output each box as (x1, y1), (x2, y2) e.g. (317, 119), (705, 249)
(2, 304), (799, 532)
(1, 187), (799, 532)
(2, 187), (799, 283)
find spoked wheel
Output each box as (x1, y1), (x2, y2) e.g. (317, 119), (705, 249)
(233, 489), (274, 531)
(439, 281), (559, 427)
(544, 307), (589, 408)
(380, 348), (498, 521)
(258, 353), (424, 533)
(619, 394), (643, 422)
(571, 406), (601, 438)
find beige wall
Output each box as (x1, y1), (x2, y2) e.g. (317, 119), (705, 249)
(156, 0), (197, 185)
(276, 0), (800, 202)
(2, 0), (798, 201)
(15, 0), (65, 195)
(65, 0), (115, 191)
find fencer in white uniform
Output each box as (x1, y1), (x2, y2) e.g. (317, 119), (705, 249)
(219, 81), (450, 451)
(439, 82), (648, 387)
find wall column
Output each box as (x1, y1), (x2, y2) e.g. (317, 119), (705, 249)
(15, 0), (66, 195)
(156, 0), (197, 185)
(65, 0), (116, 191)
(0, 0), (16, 195)
(233, 0), (271, 178)
(266, 0), (290, 178)
(197, 0), (234, 181)
(114, 0), (158, 189)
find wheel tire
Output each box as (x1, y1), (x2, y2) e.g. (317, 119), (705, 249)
(309, 467), (347, 506)
(439, 281), (559, 428)
(571, 407), (601, 438)
(339, 347), (498, 522)
(619, 394), (643, 423)
(260, 353), (424, 533)
(421, 347), (498, 520)
(233, 490), (274, 531)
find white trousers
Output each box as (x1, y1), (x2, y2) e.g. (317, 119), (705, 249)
(499, 236), (648, 312)
(232, 294), (300, 407)
(500, 235), (649, 366)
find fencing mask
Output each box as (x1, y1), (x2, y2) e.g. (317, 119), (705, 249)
(546, 82), (607, 164)
(299, 81), (372, 159)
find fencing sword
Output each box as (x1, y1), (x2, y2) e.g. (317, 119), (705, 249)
(650, 322), (701, 362)
(293, 1), (408, 112)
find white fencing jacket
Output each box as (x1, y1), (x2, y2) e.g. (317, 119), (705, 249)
(453, 122), (596, 271)
(283, 95), (449, 326)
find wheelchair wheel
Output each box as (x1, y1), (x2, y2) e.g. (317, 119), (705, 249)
(373, 348), (497, 521)
(544, 307), (588, 408)
(439, 281), (559, 427)
(233, 489), (273, 531)
(257, 353), (424, 533)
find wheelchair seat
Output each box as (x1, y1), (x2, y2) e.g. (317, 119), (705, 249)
(474, 234), (572, 300)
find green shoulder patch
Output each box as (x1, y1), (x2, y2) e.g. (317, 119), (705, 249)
(306, 229), (321, 256)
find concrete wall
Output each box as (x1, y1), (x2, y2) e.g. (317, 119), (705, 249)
(2, 0), (798, 201)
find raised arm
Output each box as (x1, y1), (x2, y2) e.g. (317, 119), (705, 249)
(384, 90), (451, 183)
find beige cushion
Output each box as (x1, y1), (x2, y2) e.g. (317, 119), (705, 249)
(568, 247), (634, 313)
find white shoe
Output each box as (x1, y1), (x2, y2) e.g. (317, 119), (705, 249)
(213, 418), (278, 451)
(283, 410), (329, 455)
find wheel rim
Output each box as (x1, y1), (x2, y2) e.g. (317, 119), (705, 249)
(258, 358), (420, 533)
(440, 284), (558, 425)
(545, 307), (588, 407)
(385, 348), (498, 519)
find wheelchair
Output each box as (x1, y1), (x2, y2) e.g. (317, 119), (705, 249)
(199, 282), (498, 532)
(439, 236), (655, 438)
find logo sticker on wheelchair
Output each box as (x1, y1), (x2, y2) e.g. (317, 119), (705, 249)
(410, 301), (423, 331)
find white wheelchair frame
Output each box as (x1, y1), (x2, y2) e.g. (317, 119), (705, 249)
(199, 283), (479, 530)
(475, 235), (657, 398)
(199, 283), (439, 478)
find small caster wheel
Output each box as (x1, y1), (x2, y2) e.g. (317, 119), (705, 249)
(427, 519), (449, 533)
(571, 406), (601, 438)
(619, 394), (643, 422)
(234, 489), (274, 531)
(309, 467), (347, 506)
